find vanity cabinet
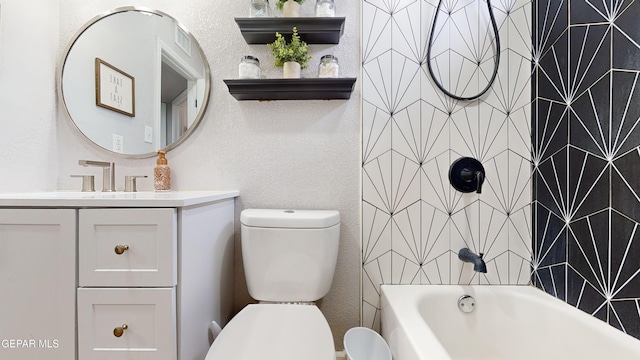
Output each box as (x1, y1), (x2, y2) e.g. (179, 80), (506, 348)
(0, 191), (238, 360)
(0, 209), (76, 360)
(77, 208), (179, 359)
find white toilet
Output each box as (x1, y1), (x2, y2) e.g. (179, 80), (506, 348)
(205, 209), (341, 360)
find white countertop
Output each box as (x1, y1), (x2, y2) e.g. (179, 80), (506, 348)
(0, 190), (239, 207)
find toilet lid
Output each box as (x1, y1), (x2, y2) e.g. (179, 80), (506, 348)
(205, 304), (335, 360)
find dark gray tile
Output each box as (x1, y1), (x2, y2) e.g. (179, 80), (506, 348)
(569, 25), (610, 100)
(570, 71), (612, 156)
(613, 2), (640, 71)
(551, 263), (566, 300)
(567, 265), (607, 317)
(593, 303), (608, 322)
(536, 147), (568, 216)
(569, 147), (609, 219)
(535, 0), (568, 57)
(533, 266), (559, 297)
(612, 150), (640, 223)
(534, 202), (567, 268)
(609, 209), (640, 299)
(568, 209), (610, 293)
(612, 28), (640, 71)
(538, 30), (569, 103)
(571, 0), (633, 25)
(611, 71), (640, 156)
(610, 299), (640, 338)
(570, 0), (610, 24)
(533, 99), (568, 163)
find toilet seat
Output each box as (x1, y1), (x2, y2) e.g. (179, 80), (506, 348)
(205, 304), (335, 360)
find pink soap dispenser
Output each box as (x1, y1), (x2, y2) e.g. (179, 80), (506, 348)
(154, 151), (171, 191)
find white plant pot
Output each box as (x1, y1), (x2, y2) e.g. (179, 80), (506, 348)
(282, 0), (301, 17)
(283, 62), (301, 78)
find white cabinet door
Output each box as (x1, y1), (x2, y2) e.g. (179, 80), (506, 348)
(79, 208), (177, 287)
(77, 287), (176, 360)
(0, 209), (76, 360)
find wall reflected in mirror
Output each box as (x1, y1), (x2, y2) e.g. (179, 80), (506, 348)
(58, 7), (210, 158)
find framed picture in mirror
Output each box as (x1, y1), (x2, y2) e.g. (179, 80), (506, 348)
(95, 58), (135, 117)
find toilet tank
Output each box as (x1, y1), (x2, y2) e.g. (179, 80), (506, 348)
(240, 209), (340, 302)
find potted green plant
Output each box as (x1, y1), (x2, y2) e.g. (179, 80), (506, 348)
(276, 0), (305, 17)
(268, 27), (311, 78)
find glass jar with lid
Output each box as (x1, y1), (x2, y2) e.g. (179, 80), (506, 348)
(250, 0), (271, 17)
(318, 55), (339, 78)
(315, 0), (335, 17)
(239, 56), (261, 79)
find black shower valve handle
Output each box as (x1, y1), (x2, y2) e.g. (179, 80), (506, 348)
(475, 170), (484, 194)
(460, 168), (475, 181)
(449, 157), (486, 194)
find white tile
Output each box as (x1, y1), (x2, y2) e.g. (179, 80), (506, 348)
(478, 102), (509, 162)
(420, 100), (450, 163)
(390, 152), (421, 213)
(361, 300), (380, 331)
(390, 51), (422, 113)
(420, 151), (455, 213)
(420, 65), (458, 114)
(509, 250), (533, 285)
(391, 205), (422, 266)
(482, 151), (510, 214)
(508, 52), (535, 114)
(363, 52), (393, 112)
(362, 203), (392, 265)
(362, 2), (392, 64)
(420, 201), (452, 265)
(450, 102), (480, 158)
(479, 203), (509, 255)
(391, 250), (421, 284)
(509, 106), (533, 159)
(362, 152), (392, 213)
(361, 0), (534, 305)
(421, 250), (452, 284)
(508, 150), (533, 213)
(509, 206), (533, 261)
(483, 251), (510, 284)
(362, 101), (392, 165)
(362, 252), (392, 311)
(392, 102), (423, 164)
(391, 1), (424, 63)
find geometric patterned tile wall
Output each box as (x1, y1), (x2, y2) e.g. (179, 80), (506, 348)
(362, 0), (533, 331)
(534, 0), (640, 339)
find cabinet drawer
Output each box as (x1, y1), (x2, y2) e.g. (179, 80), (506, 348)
(79, 208), (177, 287)
(77, 288), (176, 360)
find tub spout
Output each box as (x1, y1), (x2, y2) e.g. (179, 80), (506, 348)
(458, 248), (487, 273)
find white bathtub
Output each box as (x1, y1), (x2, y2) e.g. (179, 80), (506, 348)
(381, 285), (640, 360)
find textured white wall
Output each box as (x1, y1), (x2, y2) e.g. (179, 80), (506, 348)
(57, 0), (361, 348)
(0, 0), (59, 192)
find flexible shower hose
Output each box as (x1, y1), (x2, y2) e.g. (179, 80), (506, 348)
(426, 0), (501, 101)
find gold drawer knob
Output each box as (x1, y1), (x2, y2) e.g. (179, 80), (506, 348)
(113, 324), (128, 337)
(114, 245), (130, 255)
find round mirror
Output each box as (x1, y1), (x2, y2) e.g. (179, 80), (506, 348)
(58, 7), (210, 158)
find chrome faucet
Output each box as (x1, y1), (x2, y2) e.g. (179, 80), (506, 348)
(458, 248), (487, 273)
(78, 160), (115, 192)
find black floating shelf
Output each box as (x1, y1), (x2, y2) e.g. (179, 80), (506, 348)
(224, 78), (357, 101)
(235, 17), (345, 44)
